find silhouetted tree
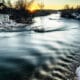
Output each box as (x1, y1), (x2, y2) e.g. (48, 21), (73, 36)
(64, 5), (70, 10)
(9, 0), (35, 23)
(76, 5), (80, 9)
(38, 2), (44, 10)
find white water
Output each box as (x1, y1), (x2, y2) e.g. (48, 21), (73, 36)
(0, 13), (80, 80)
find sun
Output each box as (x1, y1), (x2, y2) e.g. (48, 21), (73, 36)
(27, 2), (40, 13)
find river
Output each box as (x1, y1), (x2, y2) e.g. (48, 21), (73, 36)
(0, 13), (80, 80)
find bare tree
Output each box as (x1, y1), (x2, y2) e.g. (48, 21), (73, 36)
(7, 0), (12, 8)
(38, 2), (44, 10)
(76, 5), (80, 9)
(26, 0), (35, 8)
(1, 0), (34, 10)
(64, 4), (70, 10)
(15, 0), (34, 10)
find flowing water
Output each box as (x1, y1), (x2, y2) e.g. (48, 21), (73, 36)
(0, 13), (80, 80)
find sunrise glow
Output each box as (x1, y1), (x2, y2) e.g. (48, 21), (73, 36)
(27, 0), (80, 11)
(1, 0), (80, 11)
(28, 3), (79, 11)
(27, 2), (39, 12)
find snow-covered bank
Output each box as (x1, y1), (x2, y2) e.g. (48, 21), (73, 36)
(0, 14), (30, 32)
(61, 12), (80, 20)
(61, 7), (80, 20)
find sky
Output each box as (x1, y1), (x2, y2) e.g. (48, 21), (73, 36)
(0, 0), (80, 10)
(31, 0), (80, 10)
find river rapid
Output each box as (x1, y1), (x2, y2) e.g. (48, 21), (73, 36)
(0, 13), (80, 80)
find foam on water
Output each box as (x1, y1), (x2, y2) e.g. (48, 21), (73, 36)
(0, 13), (80, 80)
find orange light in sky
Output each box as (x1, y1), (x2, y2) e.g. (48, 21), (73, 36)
(27, 2), (40, 12)
(27, 2), (79, 11)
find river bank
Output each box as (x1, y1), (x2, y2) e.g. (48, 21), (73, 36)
(60, 7), (80, 20)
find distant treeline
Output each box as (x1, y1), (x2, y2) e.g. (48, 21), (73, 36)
(60, 5), (80, 20)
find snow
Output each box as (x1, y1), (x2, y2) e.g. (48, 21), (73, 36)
(76, 66), (80, 80)
(0, 14), (28, 31)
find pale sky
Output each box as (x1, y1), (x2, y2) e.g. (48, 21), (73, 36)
(30, 0), (80, 11)
(0, 0), (80, 10)
(38, 0), (80, 5)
